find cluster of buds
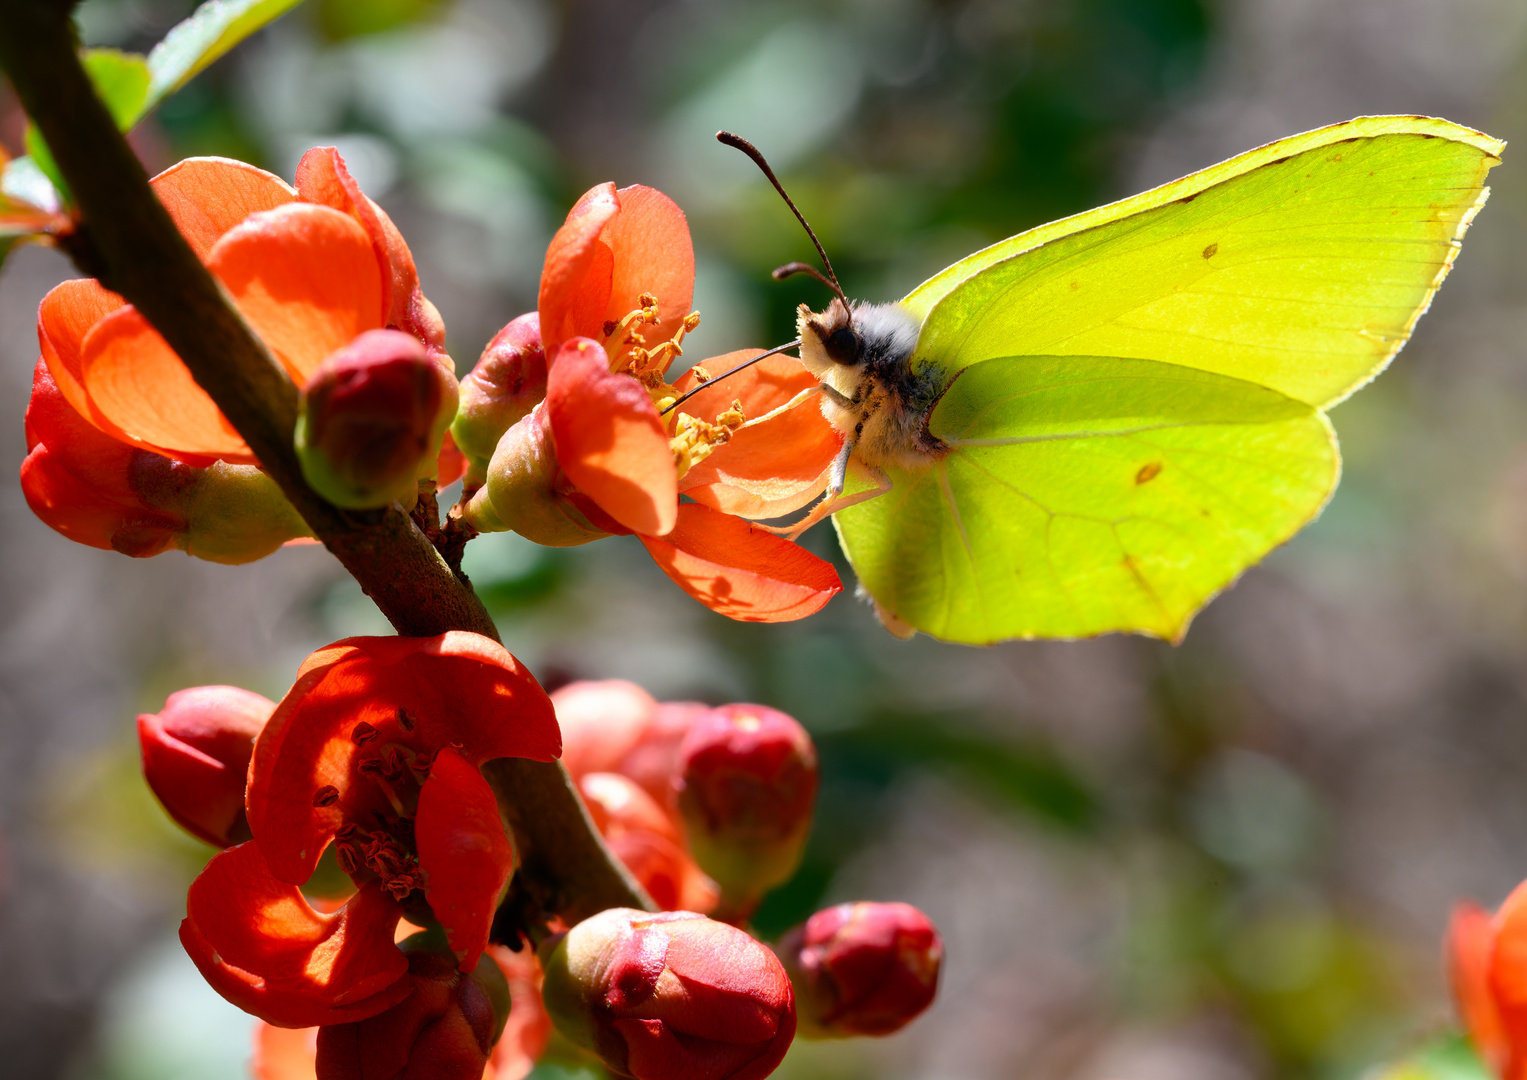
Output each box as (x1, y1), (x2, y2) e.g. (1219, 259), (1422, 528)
(551, 680), (943, 1067)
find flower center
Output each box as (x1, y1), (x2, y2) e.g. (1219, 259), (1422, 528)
(328, 707), (435, 901)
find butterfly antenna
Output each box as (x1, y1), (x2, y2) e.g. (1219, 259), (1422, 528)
(659, 340), (803, 416)
(716, 131), (851, 313)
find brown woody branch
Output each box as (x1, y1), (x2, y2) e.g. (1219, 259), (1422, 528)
(0, 0), (649, 922)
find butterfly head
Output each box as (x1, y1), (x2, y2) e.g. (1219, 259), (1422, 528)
(797, 298), (860, 377)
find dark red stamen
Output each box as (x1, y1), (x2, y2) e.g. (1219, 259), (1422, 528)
(313, 785), (339, 807)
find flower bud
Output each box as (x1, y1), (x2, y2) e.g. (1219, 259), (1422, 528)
(137, 685), (276, 847)
(22, 358), (310, 563)
(580, 773), (718, 913)
(315, 947), (509, 1080)
(675, 705), (818, 907)
(452, 313), (547, 485)
(461, 402), (610, 545)
(777, 902), (942, 1037)
(295, 329), (459, 509)
(540, 908), (794, 1080)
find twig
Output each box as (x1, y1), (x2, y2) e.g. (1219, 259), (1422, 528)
(0, 0), (650, 916)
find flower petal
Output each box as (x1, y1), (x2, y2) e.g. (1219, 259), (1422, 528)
(1452, 902), (1509, 1072)
(676, 350), (840, 518)
(79, 304), (256, 461)
(546, 338), (677, 536)
(248, 633), (559, 885)
(210, 202), (385, 383)
(38, 276), (126, 422)
(21, 357), (186, 554)
(181, 842), (410, 1028)
(294, 147), (448, 365)
(639, 502), (841, 622)
(539, 183), (619, 352)
(605, 185), (694, 351)
(251, 1022), (317, 1080)
(151, 157), (297, 261)
(415, 747), (515, 970)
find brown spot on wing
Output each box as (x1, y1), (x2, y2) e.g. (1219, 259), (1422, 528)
(1136, 461), (1163, 484)
(1201, 242), (1218, 259)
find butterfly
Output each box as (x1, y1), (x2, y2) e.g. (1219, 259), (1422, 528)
(718, 117), (1503, 645)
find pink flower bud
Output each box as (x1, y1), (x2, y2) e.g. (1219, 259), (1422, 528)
(581, 773), (718, 913)
(137, 686), (276, 847)
(777, 902), (942, 1037)
(295, 329), (459, 509)
(453, 313), (547, 484)
(540, 908), (795, 1080)
(315, 948), (508, 1080)
(675, 705), (818, 907)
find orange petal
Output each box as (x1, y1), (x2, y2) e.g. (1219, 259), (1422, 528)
(546, 338), (677, 536)
(539, 183), (619, 351)
(605, 185), (694, 350)
(1451, 902), (1510, 1073)
(79, 304), (255, 461)
(676, 349), (841, 518)
(151, 157), (297, 260)
(1490, 882), (1527, 1080)
(251, 1023), (317, 1080)
(38, 277), (126, 422)
(209, 202), (384, 382)
(639, 502), (841, 622)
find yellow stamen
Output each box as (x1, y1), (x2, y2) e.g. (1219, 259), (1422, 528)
(670, 399), (746, 479)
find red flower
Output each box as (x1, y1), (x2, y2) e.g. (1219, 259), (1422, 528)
(22, 357), (310, 561)
(777, 902), (943, 1037)
(552, 679), (704, 809)
(1449, 895), (1522, 1077)
(461, 186), (846, 623)
(137, 684), (276, 847)
(540, 908), (795, 1080)
(26, 148), (458, 551)
(183, 632), (560, 1028)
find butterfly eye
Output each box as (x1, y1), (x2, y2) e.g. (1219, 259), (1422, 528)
(825, 327), (861, 365)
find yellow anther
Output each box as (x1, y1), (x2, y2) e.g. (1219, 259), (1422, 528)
(668, 399), (746, 479)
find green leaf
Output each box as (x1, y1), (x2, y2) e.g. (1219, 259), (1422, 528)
(26, 49), (151, 198)
(145, 0), (306, 114)
(833, 116), (1503, 644)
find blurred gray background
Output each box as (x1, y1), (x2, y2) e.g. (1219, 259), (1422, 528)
(4, 0), (1527, 1077)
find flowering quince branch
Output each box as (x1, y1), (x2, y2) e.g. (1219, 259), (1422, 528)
(0, 0), (649, 930)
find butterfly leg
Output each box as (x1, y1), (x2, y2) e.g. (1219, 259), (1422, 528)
(782, 459), (893, 541)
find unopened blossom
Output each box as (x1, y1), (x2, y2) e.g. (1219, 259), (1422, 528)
(137, 684), (276, 847)
(540, 908), (795, 1080)
(676, 704), (819, 909)
(777, 902), (943, 1037)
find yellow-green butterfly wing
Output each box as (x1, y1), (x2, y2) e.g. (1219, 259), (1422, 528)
(833, 116), (1502, 644)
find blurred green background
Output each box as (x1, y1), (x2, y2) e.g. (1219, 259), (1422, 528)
(4, 0), (1527, 1078)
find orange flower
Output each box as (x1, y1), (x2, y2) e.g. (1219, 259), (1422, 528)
(1448, 891), (1527, 1078)
(463, 183), (845, 623)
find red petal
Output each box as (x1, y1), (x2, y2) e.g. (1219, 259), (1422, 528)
(1452, 902), (1509, 1072)
(248, 633), (558, 885)
(676, 350), (840, 518)
(209, 202), (385, 384)
(38, 277), (126, 423)
(151, 157), (298, 261)
(294, 147), (447, 364)
(415, 747), (515, 970)
(20, 358), (186, 554)
(436, 429), (467, 487)
(546, 338), (677, 536)
(539, 183), (619, 352)
(605, 185), (694, 352)
(78, 304), (255, 461)
(181, 843), (409, 1027)
(251, 1023), (317, 1080)
(639, 503), (841, 622)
